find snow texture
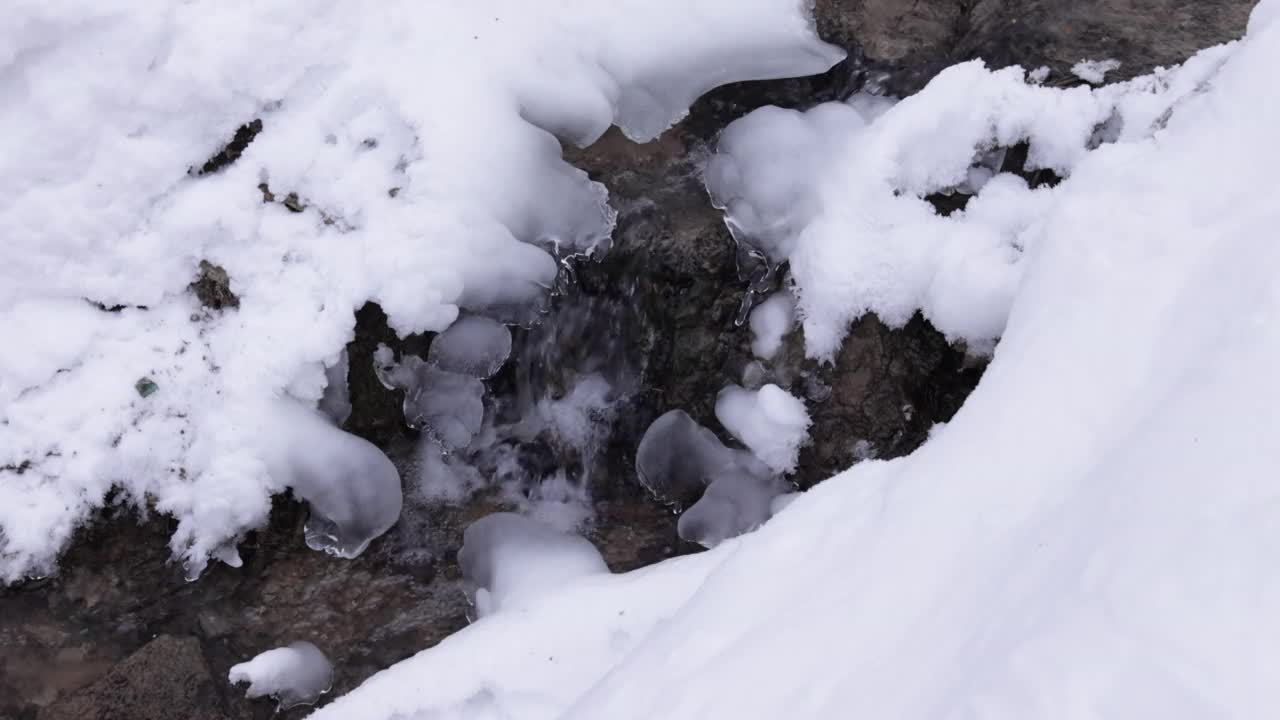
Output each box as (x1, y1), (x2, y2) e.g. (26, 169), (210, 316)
(310, 3), (1278, 717)
(458, 512), (608, 618)
(1072, 58), (1123, 83)
(707, 45), (1232, 359)
(229, 641), (333, 710)
(714, 383), (812, 474)
(0, 0), (841, 582)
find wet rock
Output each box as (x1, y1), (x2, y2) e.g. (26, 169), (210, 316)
(813, 0), (1255, 95)
(38, 635), (227, 720)
(191, 260), (239, 311)
(793, 314), (986, 487)
(0, 500), (469, 720)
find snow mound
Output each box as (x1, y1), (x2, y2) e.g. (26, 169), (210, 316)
(714, 384), (812, 474)
(458, 512), (608, 618)
(311, 3), (1278, 717)
(0, 0), (842, 582)
(707, 42), (1235, 359)
(229, 641), (333, 710)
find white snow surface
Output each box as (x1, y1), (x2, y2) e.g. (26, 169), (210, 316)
(310, 4), (1280, 718)
(0, 0), (841, 582)
(229, 641), (334, 710)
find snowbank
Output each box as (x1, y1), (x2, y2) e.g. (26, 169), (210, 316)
(313, 2), (1280, 717)
(0, 0), (842, 581)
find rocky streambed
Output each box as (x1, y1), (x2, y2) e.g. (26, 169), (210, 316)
(0, 1), (1252, 718)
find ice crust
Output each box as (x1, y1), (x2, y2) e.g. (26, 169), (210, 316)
(0, 0), (841, 581)
(229, 641), (333, 710)
(458, 512), (609, 618)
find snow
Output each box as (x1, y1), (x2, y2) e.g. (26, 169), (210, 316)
(258, 400), (403, 562)
(747, 290), (797, 360)
(706, 43), (1234, 359)
(1072, 58), (1123, 83)
(458, 513), (608, 618)
(378, 353), (487, 451)
(310, 2), (1279, 718)
(714, 383), (812, 474)
(0, 0), (842, 582)
(229, 641), (333, 710)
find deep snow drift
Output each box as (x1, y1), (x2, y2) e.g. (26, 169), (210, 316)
(311, 2), (1280, 718)
(0, 0), (842, 581)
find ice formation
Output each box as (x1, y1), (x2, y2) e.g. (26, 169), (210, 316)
(309, 3), (1278, 717)
(378, 353), (486, 451)
(458, 512), (608, 618)
(677, 468), (791, 549)
(228, 641), (333, 710)
(0, 0), (841, 582)
(707, 45), (1233, 359)
(635, 409), (772, 507)
(256, 401), (403, 561)
(748, 290), (797, 360)
(714, 384), (812, 474)
(636, 409), (789, 547)
(427, 315), (512, 379)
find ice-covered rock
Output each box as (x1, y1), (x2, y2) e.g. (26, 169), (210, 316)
(748, 290), (797, 360)
(228, 641), (333, 710)
(458, 513), (608, 618)
(677, 468), (790, 548)
(715, 384), (812, 474)
(259, 400), (403, 559)
(635, 409), (772, 508)
(428, 315), (512, 378)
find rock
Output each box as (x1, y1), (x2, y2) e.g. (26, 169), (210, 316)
(38, 635), (227, 720)
(793, 314), (986, 486)
(812, 0), (1255, 95)
(191, 260), (239, 311)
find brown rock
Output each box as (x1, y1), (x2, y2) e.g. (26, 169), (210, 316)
(38, 635), (227, 720)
